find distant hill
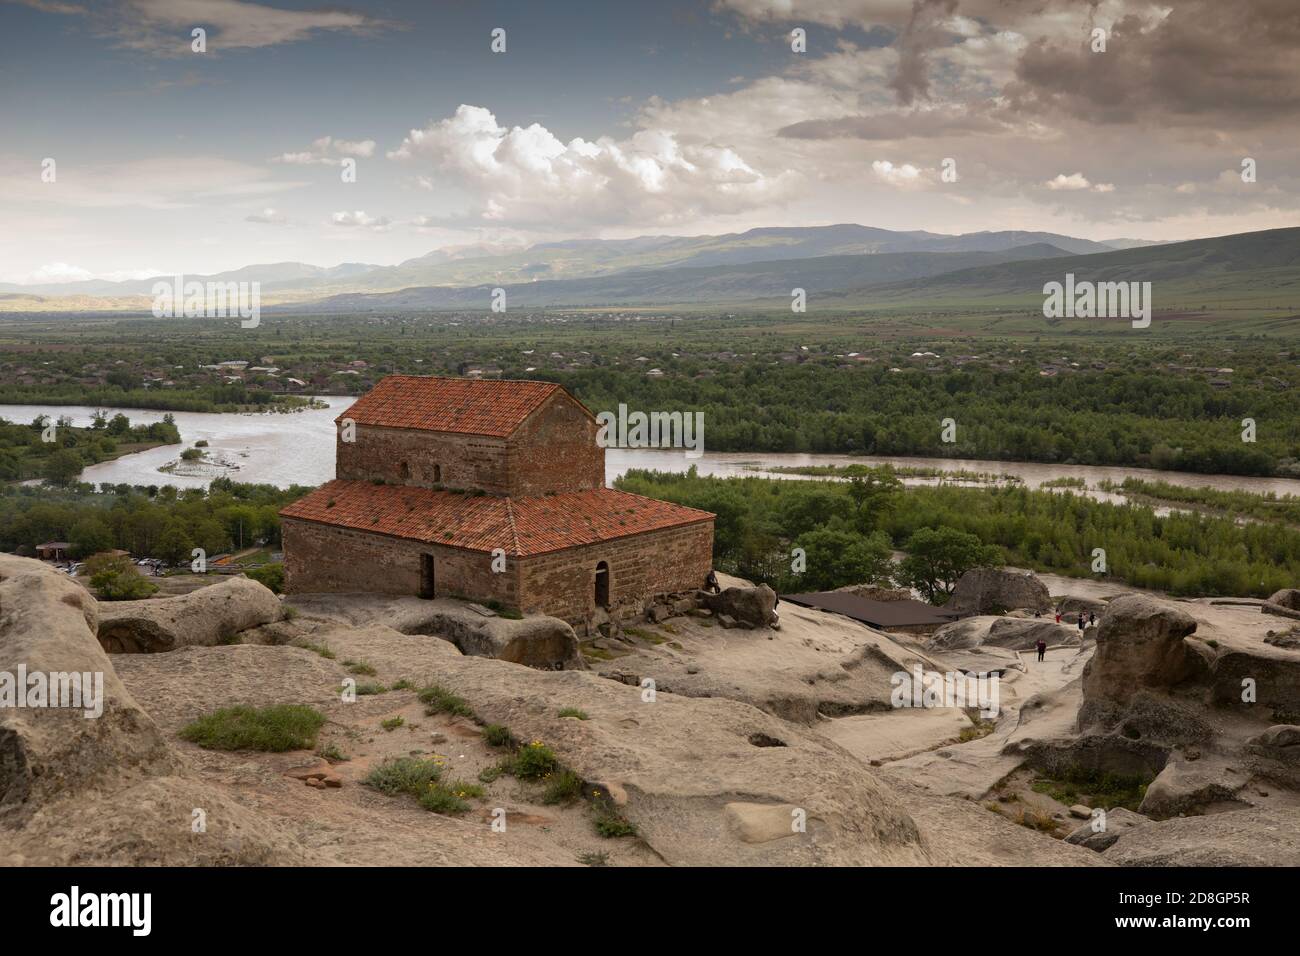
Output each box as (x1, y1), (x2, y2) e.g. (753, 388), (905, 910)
(0, 223), (1121, 305)
(284, 244), (1074, 311)
(838, 226), (1300, 308)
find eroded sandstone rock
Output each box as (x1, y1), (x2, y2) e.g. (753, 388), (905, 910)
(96, 575), (283, 653)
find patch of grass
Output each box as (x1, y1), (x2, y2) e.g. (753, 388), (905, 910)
(1014, 808), (1059, 833)
(417, 684), (474, 719)
(958, 718), (996, 743)
(298, 640), (335, 660)
(510, 741), (559, 780)
(417, 786), (471, 815)
(578, 851), (610, 867)
(179, 704), (324, 752)
(1030, 767), (1150, 811)
(380, 716), (405, 732)
(592, 799), (637, 838)
(317, 743), (348, 762)
(391, 678), (416, 691)
(558, 707), (589, 720)
(542, 768), (584, 805)
(483, 723), (515, 747)
(478, 763), (507, 784)
(581, 645), (616, 661)
(624, 626), (665, 644)
(364, 756), (443, 796)
(281, 605), (299, 621)
(344, 660), (377, 676)
(354, 682), (386, 696)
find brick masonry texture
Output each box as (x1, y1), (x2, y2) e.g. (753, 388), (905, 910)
(282, 375), (714, 625)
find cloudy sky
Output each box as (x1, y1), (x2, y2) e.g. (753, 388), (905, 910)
(2, 0), (1298, 283)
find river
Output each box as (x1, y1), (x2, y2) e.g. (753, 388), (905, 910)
(5, 401), (1299, 503)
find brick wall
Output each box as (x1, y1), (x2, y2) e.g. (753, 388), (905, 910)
(335, 424), (512, 493)
(282, 518), (519, 605)
(517, 521), (714, 624)
(282, 516), (713, 626)
(507, 394), (604, 495)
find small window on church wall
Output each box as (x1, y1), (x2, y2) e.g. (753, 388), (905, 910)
(400, 461), (410, 481)
(433, 464), (442, 483)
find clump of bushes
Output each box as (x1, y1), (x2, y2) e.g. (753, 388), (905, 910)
(417, 684), (474, 718)
(247, 563), (284, 594)
(363, 757), (482, 815)
(179, 704), (324, 752)
(86, 552), (157, 601)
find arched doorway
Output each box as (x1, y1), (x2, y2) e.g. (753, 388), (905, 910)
(594, 561), (610, 608)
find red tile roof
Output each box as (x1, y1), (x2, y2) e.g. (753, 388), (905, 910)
(335, 376), (585, 437)
(280, 480), (713, 557)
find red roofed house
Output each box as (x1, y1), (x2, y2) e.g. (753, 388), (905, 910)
(280, 376), (714, 628)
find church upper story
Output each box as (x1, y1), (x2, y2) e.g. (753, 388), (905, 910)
(334, 375), (605, 498)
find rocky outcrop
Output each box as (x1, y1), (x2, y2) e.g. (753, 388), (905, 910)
(425, 609), (583, 670)
(946, 568), (1052, 617)
(0, 556), (313, 864)
(96, 575), (283, 653)
(1064, 807), (1150, 852)
(1268, 588), (1300, 611)
(701, 584), (778, 629)
(1245, 724), (1300, 789)
(1104, 808), (1300, 866)
(929, 615), (1076, 651)
(1080, 595), (1206, 706)
(1055, 595), (1109, 624)
(0, 554), (176, 821)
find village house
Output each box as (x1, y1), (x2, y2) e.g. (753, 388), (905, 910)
(279, 375), (715, 627)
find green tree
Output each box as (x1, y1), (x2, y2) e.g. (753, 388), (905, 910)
(896, 527), (1000, 603)
(43, 449), (84, 486)
(790, 527), (894, 592)
(69, 517), (114, 559)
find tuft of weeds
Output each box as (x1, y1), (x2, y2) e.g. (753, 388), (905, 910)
(417, 684), (474, 719)
(380, 716), (405, 732)
(592, 798), (637, 838)
(478, 764), (507, 784)
(317, 743), (349, 762)
(483, 724), (515, 747)
(391, 678), (416, 691)
(541, 769), (584, 805)
(1030, 767), (1150, 811)
(510, 740), (559, 780)
(558, 707), (589, 720)
(344, 660), (377, 676)
(298, 640), (335, 660)
(364, 756), (443, 796)
(180, 704), (324, 752)
(578, 851), (610, 867)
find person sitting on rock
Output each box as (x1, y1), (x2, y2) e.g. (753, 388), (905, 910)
(704, 569), (721, 594)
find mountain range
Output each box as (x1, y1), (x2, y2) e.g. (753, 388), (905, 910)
(4, 224), (1296, 314)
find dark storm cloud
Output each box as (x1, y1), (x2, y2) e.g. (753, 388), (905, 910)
(1005, 0), (1300, 126)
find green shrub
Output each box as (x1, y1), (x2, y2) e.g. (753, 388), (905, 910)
(542, 769), (583, 805)
(179, 704), (324, 752)
(380, 716), (404, 732)
(511, 741), (559, 779)
(483, 724), (514, 747)
(344, 660), (377, 676)
(417, 684), (474, 718)
(364, 757), (442, 796)
(86, 553), (158, 601)
(558, 707), (589, 720)
(247, 563), (284, 594)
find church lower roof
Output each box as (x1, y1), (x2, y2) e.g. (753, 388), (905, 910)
(280, 479), (713, 557)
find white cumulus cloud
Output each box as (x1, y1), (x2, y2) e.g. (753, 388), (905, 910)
(387, 104), (796, 228)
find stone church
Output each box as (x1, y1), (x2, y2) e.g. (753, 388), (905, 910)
(280, 375), (715, 626)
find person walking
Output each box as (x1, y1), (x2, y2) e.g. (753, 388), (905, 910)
(1035, 638), (1047, 662)
(1088, 611), (1096, 627)
(1077, 615), (1086, 636)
